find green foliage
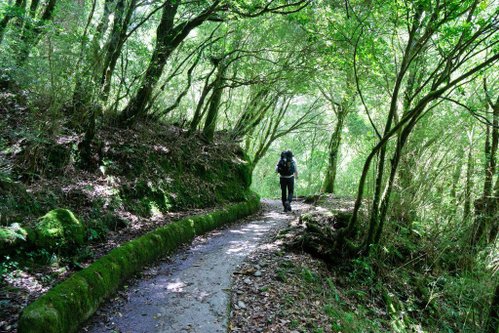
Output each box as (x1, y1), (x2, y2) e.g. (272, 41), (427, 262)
(0, 255), (20, 280)
(300, 267), (318, 283)
(0, 223), (27, 252)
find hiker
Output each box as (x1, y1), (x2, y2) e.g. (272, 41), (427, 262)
(276, 150), (298, 212)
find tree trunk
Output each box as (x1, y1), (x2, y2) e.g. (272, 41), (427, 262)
(119, 0), (179, 123)
(366, 58), (423, 246)
(361, 7), (426, 248)
(373, 114), (420, 245)
(17, 0), (57, 64)
(322, 107), (346, 194)
(450, 148), (465, 202)
(72, 0), (114, 110)
(100, 0), (137, 102)
(483, 96), (498, 198)
(231, 88), (272, 139)
(307, 129), (318, 193)
(486, 284), (498, 333)
(490, 178), (499, 241)
(472, 95), (498, 246)
(189, 66), (216, 133)
(393, 152), (418, 224)
(28, 0), (40, 17)
(202, 59), (227, 142)
(78, 104), (99, 170)
(463, 134), (474, 221)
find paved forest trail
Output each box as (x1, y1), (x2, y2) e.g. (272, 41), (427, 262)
(83, 200), (307, 333)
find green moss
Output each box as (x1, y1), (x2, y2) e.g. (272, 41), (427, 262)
(32, 209), (85, 251)
(0, 223), (27, 252)
(236, 151), (253, 188)
(117, 141), (254, 216)
(18, 196), (260, 333)
(17, 300), (62, 333)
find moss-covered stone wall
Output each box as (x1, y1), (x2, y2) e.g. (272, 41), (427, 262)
(17, 194), (260, 333)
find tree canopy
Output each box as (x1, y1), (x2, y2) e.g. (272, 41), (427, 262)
(0, 0), (498, 331)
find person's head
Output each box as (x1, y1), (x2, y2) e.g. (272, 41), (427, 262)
(281, 150), (293, 160)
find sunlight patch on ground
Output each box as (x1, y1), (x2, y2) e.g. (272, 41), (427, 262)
(257, 241), (281, 251)
(264, 211), (286, 219)
(225, 222), (277, 255)
(166, 279), (187, 293)
(229, 230), (246, 235)
(226, 240), (252, 255)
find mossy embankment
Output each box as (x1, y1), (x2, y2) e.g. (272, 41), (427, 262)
(1, 119), (254, 254)
(17, 195), (260, 333)
(0, 99), (257, 332)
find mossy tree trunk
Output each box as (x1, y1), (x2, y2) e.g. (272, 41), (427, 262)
(472, 89), (498, 247)
(449, 148), (465, 206)
(483, 95), (498, 199)
(486, 284), (499, 333)
(72, 0), (114, 109)
(372, 111), (420, 245)
(231, 87), (273, 140)
(0, 0), (58, 79)
(306, 129), (320, 193)
(100, 0), (137, 102)
(16, 0), (58, 64)
(492, 178), (499, 241)
(322, 105), (347, 194)
(364, 58), (422, 247)
(202, 57), (227, 142)
(463, 131), (475, 221)
(78, 104), (100, 170)
(28, 0), (40, 17)
(119, 0), (179, 124)
(319, 63), (356, 195)
(364, 18), (418, 246)
(189, 63), (217, 133)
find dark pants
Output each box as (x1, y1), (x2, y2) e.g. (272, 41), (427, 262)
(280, 177), (294, 207)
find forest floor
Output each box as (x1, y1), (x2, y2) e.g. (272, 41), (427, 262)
(228, 196), (382, 333)
(82, 199), (308, 333)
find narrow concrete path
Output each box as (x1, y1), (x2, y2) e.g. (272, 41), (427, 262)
(84, 200), (305, 333)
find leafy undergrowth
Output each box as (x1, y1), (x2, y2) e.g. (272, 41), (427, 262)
(0, 92), (253, 332)
(230, 195), (495, 333)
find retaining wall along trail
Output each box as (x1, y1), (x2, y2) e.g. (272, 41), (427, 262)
(84, 200), (299, 333)
(18, 195), (260, 333)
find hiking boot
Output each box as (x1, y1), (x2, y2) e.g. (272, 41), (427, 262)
(286, 202), (292, 212)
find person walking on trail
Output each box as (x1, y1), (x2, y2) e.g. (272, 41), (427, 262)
(276, 150), (298, 212)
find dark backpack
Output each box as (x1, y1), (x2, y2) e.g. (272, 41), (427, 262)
(277, 151), (295, 176)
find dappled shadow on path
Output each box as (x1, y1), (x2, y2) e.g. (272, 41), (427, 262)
(83, 200), (305, 333)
